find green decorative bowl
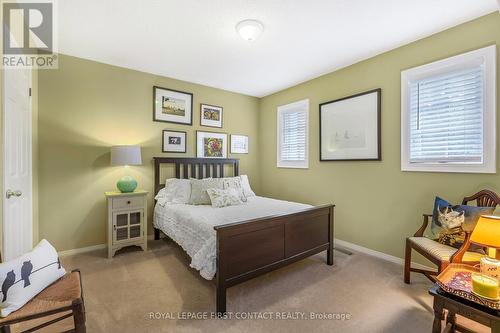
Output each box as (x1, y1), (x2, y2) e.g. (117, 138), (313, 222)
(117, 176), (137, 193)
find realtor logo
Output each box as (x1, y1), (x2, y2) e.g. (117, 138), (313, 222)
(2, 0), (58, 68)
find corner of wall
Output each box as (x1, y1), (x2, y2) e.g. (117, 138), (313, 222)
(0, 67), (3, 253)
(32, 68), (39, 245)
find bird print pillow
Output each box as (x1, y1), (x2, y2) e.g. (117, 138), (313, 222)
(0, 239), (66, 317)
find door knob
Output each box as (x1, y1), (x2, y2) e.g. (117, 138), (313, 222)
(6, 190), (22, 199)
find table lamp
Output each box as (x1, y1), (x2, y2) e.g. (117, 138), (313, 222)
(471, 215), (500, 261)
(110, 145), (142, 193)
(470, 215), (500, 283)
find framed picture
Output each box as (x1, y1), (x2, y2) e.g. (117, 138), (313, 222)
(320, 88), (381, 161)
(162, 130), (187, 153)
(153, 86), (193, 125)
(200, 103), (223, 128)
(230, 135), (249, 154)
(196, 131), (227, 159)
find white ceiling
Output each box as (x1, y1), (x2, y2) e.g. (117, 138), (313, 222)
(58, 0), (499, 97)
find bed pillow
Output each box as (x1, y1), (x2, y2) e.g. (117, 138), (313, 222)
(189, 178), (223, 205)
(154, 178), (191, 205)
(0, 239), (66, 317)
(240, 175), (255, 197)
(431, 196), (494, 252)
(207, 188), (244, 208)
(221, 177), (247, 202)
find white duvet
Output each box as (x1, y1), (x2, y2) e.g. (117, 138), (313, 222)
(153, 196), (312, 280)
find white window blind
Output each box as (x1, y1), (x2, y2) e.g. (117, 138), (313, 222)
(401, 45), (496, 173)
(409, 66), (484, 163)
(281, 111), (307, 161)
(277, 99), (309, 168)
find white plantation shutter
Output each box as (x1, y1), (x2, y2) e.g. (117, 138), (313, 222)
(281, 111), (307, 161)
(401, 45), (496, 173)
(409, 66), (484, 163)
(277, 99), (309, 168)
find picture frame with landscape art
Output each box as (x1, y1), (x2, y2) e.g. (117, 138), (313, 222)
(200, 103), (223, 128)
(320, 88), (381, 161)
(196, 131), (227, 159)
(162, 130), (187, 153)
(230, 135), (249, 154)
(153, 86), (193, 125)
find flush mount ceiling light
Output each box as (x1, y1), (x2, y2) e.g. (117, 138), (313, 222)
(236, 19), (264, 41)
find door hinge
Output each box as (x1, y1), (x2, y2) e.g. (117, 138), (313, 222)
(29, 88), (31, 97)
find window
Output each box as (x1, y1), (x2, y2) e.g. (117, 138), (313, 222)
(277, 99), (309, 168)
(401, 45), (496, 173)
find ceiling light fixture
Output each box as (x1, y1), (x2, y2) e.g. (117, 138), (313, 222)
(236, 19), (264, 41)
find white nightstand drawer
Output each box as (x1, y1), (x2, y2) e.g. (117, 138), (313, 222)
(112, 196), (143, 210)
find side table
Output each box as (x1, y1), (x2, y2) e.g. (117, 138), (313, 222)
(429, 284), (500, 333)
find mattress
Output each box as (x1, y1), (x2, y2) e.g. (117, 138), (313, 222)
(153, 196), (312, 280)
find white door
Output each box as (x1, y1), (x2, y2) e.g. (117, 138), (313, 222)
(2, 69), (33, 261)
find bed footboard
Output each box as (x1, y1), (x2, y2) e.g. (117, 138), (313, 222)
(214, 204), (334, 314)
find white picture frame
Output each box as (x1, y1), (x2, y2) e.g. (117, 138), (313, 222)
(162, 130), (187, 153)
(153, 86), (193, 125)
(230, 135), (249, 154)
(196, 131), (227, 158)
(200, 104), (223, 128)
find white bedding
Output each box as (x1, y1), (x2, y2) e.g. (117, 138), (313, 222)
(153, 196), (312, 280)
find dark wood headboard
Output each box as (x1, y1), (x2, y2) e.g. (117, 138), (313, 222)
(153, 157), (240, 195)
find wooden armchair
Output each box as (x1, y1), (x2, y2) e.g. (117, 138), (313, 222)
(404, 189), (500, 284)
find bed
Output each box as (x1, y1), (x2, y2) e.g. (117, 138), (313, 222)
(153, 157), (335, 314)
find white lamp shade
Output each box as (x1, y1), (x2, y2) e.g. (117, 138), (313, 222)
(111, 145), (142, 166)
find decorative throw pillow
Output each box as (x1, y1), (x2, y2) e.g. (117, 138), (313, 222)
(239, 175), (255, 197)
(189, 178), (223, 205)
(154, 178), (191, 205)
(0, 239), (66, 317)
(221, 177), (247, 202)
(207, 188), (244, 208)
(431, 196), (495, 252)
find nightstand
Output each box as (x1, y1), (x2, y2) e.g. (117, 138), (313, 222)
(105, 190), (148, 258)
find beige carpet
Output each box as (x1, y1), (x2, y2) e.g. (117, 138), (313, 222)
(11, 239), (489, 333)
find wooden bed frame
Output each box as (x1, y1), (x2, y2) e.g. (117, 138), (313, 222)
(153, 157), (335, 314)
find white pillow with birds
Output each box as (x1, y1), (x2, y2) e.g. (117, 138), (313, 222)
(0, 239), (66, 317)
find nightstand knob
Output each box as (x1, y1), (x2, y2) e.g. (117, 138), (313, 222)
(127, 200), (131, 204)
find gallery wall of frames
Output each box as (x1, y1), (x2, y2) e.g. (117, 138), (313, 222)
(154, 86), (249, 157)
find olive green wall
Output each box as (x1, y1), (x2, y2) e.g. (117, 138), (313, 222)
(38, 54), (260, 251)
(258, 13), (500, 262)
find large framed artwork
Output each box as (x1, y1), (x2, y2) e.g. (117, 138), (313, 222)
(200, 104), (223, 128)
(196, 131), (228, 158)
(320, 88), (381, 161)
(162, 130), (187, 153)
(230, 135), (249, 154)
(153, 86), (193, 125)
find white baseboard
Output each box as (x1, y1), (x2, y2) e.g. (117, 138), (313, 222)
(59, 235), (156, 257)
(58, 243), (106, 257)
(335, 238), (435, 271)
